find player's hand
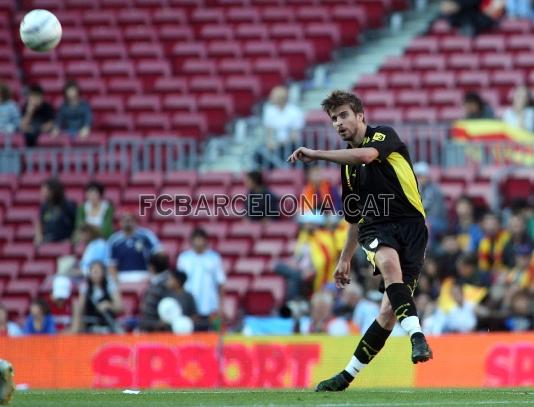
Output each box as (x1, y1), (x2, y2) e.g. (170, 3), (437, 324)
(334, 258), (351, 289)
(287, 147), (317, 164)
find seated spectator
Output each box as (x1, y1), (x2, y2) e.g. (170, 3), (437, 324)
(256, 85), (304, 168)
(139, 253), (172, 332)
(336, 284), (380, 333)
(435, 233), (463, 279)
(478, 212), (510, 273)
(244, 171), (280, 222)
(108, 212), (163, 282)
(440, 0), (503, 36)
(451, 196), (484, 252)
(502, 214), (534, 268)
(177, 228), (225, 331)
(462, 91), (495, 119)
(165, 269), (197, 319)
(76, 180), (114, 238)
(300, 291), (349, 335)
(425, 282), (478, 334)
(35, 178), (77, 245)
(413, 162), (448, 246)
(502, 85), (534, 133)
(46, 275), (73, 332)
(71, 261), (123, 333)
(0, 304), (22, 337)
(52, 80), (92, 139)
(505, 0), (534, 18)
(504, 290), (533, 331)
(78, 223), (110, 277)
(20, 84), (55, 147)
(300, 166), (341, 215)
(0, 82), (20, 135)
(23, 298), (57, 335)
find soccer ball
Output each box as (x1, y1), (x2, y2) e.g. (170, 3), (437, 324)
(19, 9), (62, 52)
(0, 359), (14, 405)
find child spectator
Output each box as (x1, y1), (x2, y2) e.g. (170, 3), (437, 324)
(76, 180), (114, 238)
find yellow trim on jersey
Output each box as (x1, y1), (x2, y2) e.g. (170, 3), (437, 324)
(386, 152), (426, 218)
(345, 165), (352, 190)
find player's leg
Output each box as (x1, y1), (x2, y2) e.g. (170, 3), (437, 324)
(315, 295), (396, 392)
(374, 246), (432, 363)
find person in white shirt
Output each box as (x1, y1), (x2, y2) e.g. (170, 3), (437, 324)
(177, 228), (225, 331)
(256, 86), (305, 168)
(502, 85), (534, 133)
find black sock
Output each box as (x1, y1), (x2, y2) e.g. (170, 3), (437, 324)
(385, 282), (418, 323)
(354, 320), (392, 364)
(342, 320), (392, 382)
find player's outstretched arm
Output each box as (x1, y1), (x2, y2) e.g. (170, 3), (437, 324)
(334, 223), (358, 288)
(287, 146), (379, 165)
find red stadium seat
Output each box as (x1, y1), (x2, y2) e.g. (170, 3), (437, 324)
(243, 289), (275, 315)
(235, 24), (268, 41)
(162, 95), (197, 114)
(234, 257), (266, 276)
(252, 58), (289, 95)
(251, 274), (286, 306)
(330, 5), (364, 44)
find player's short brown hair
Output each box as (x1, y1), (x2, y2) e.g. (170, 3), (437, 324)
(321, 90), (364, 117)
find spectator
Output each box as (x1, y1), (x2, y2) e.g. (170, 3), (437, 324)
(478, 212), (510, 273)
(20, 84), (54, 147)
(300, 166), (341, 215)
(244, 171), (280, 222)
(463, 91), (495, 119)
(0, 304), (22, 337)
(504, 290), (533, 331)
(0, 82), (20, 135)
(76, 180), (114, 238)
(71, 261), (123, 333)
(274, 213), (337, 300)
(78, 223), (110, 277)
(452, 196), (484, 252)
(47, 275), (73, 331)
(166, 269), (197, 317)
(52, 80), (92, 139)
(502, 214), (534, 268)
(177, 228), (225, 331)
(440, 0), (503, 36)
(425, 283), (478, 334)
(256, 85), (304, 168)
(139, 253), (173, 332)
(502, 85), (534, 132)
(335, 284), (379, 333)
(413, 162), (448, 246)
(300, 291), (349, 335)
(108, 212), (163, 282)
(435, 233), (463, 279)
(456, 252), (491, 287)
(23, 298), (57, 335)
(505, 0), (534, 18)
(35, 178), (77, 245)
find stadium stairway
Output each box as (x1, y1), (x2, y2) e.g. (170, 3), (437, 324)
(199, 1), (441, 172)
(300, 0), (441, 111)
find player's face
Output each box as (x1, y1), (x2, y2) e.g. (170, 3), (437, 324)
(329, 104), (365, 145)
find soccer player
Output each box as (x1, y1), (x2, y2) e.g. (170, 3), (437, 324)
(288, 90), (433, 392)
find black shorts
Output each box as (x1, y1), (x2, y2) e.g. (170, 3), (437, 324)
(358, 218), (428, 294)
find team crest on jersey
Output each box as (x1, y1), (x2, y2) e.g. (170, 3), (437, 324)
(372, 132), (386, 141)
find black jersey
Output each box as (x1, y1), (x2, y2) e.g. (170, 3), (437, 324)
(340, 125), (426, 227)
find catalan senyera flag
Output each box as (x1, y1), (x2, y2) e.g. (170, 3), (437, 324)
(451, 119), (534, 165)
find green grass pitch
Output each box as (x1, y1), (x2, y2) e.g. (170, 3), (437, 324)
(10, 389), (534, 406)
